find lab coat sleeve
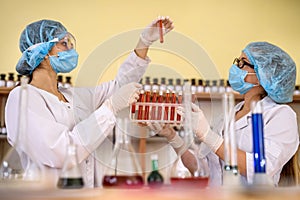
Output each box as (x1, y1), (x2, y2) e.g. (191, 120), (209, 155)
(5, 87), (116, 168)
(246, 105), (299, 184)
(114, 51), (150, 87)
(91, 51), (150, 109)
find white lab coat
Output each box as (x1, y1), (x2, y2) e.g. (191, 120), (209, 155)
(5, 51), (150, 188)
(201, 96), (299, 186)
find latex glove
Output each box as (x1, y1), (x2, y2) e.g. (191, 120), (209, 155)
(140, 16), (174, 46)
(104, 82), (142, 115)
(177, 103), (224, 152)
(147, 122), (184, 149)
(147, 122), (173, 138)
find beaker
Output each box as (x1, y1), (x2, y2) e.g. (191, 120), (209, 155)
(102, 118), (144, 189)
(57, 144), (84, 189)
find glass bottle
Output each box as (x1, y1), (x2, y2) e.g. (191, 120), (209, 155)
(219, 79), (226, 94)
(211, 80), (218, 93)
(167, 78), (174, 92)
(64, 76), (72, 88)
(147, 154), (164, 188)
(6, 73), (15, 88)
(57, 75), (63, 88)
(190, 78), (197, 94)
(197, 79), (204, 93)
(102, 118), (144, 189)
(225, 80), (233, 93)
(152, 78), (159, 92)
(15, 74), (22, 86)
(0, 74), (6, 87)
(57, 144), (84, 189)
(175, 78), (182, 93)
(204, 80), (211, 93)
(159, 77), (167, 92)
(294, 85), (300, 95)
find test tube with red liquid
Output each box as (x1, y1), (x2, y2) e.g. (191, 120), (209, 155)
(170, 91), (176, 121)
(151, 89), (158, 120)
(164, 90), (170, 121)
(144, 89), (151, 120)
(176, 91), (182, 122)
(137, 90), (145, 120)
(159, 19), (163, 43)
(131, 97), (136, 119)
(157, 90), (164, 121)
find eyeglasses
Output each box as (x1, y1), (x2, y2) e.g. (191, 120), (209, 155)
(233, 58), (254, 69)
(55, 32), (76, 50)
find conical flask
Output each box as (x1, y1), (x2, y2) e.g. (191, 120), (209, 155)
(169, 82), (209, 189)
(102, 118), (144, 189)
(169, 139), (210, 189)
(0, 76), (44, 187)
(57, 144), (84, 189)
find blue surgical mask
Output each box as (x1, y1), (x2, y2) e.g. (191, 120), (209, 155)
(229, 64), (256, 94)
(48, 49), (78, 73)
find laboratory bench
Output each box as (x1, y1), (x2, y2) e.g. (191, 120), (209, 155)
(1, 185), (300, 200)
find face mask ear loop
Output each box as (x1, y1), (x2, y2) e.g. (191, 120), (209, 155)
(246, 72), (260, 86)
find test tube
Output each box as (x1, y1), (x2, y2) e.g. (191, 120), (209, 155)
(176, 91), (182, 122)
(159, 19), (164, 43)
(131, 102), (136, 120)
(222, 93), (238, 174)
(151, 89), (158, 120)
(144, 89), (151, 120)
(137, 90), (145, 120)
(157, 90), (164, 121)
(170, 91), (176, 121)
(251, 101), (266, 173)
(164, 90), (170, 121)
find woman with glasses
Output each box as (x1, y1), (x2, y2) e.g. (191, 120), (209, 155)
(5, 18), (174, 188)
(150, 42), (299, 187)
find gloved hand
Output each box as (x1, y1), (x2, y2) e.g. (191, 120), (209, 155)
(104, 82), (142, 115)
(147, 122), (184, 149)
(147, 122), (174, 138)
(177, 103), (224, 152)
(140, 16), (174, 46)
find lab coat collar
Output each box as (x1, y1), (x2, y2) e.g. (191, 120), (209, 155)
(234, 96), (276, 130)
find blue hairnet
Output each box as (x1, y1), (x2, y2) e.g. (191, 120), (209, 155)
(243, 42), (296, 103)
(16, 19), (68, 75)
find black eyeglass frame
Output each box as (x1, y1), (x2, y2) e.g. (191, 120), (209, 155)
(233, 58), (255, 69)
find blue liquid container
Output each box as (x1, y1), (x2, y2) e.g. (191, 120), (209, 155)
(251, 101), (266, 173)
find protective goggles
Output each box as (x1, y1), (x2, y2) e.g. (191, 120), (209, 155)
(55, 32), (76, 50)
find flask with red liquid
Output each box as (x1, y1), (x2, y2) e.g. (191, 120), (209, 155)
(102, 118), (144, 189)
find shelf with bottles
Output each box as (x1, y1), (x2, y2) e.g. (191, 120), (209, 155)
(140, 76), (300, 103)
